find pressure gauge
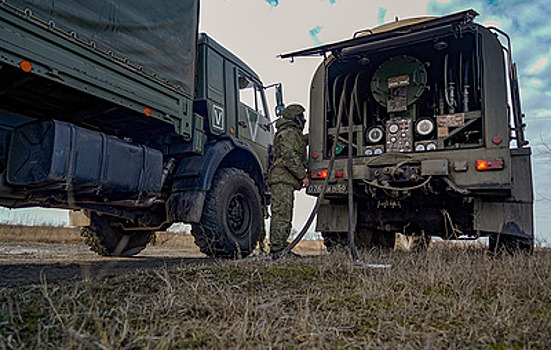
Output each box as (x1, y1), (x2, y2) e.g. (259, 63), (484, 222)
(415, 144), (426, 151)
(374, 147), (384, 155)
(426, 142), (437, 151)
(416, 118), (435, 136)
(366, 126), (384, 144)
(388, 123), (399, 134)
(364, 148), (373, 156)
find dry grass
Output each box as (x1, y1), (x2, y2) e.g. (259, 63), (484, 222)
(1, 246), (550, 349)
(0, 224), (82, 244)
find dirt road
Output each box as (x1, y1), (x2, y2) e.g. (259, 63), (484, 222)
(0, 226), (326, 288)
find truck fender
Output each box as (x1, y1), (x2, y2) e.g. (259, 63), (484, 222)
(168, 136), (265, 223)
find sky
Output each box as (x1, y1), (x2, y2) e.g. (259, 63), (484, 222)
(1, 0), (550, 244)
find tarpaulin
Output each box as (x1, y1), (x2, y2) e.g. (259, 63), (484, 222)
(8, 0), (199, 95)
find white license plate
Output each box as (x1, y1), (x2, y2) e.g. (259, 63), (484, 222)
(307, 183), (348, 194)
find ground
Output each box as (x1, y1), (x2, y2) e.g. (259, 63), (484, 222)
(0, 225), (324, 287)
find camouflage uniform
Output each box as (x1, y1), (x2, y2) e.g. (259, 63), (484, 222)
(268, 104), (308, 253)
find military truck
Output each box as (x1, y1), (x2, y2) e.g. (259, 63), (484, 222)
(281, 10), (533, 253)
(0, 0), (279, 258)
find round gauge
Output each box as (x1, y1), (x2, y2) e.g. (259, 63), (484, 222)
(364, 148), (373, 156)
(426, 142), (437, 151)
(366, 126), (384, 144)
(415, 144), (426, 151)
(388, 123), (399, 134)
(416, 118), (435, 136)
(374, 147), (384, 155)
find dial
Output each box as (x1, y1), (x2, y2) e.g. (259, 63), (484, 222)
(416, 118), (435, 136)
(366, 126), (384, 144)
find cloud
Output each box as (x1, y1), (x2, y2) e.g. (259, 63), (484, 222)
(265, 0), (279, 8)
(377, 7), (387, 25)
(308, 25), (323, 46)
(527, 57), (550, 75)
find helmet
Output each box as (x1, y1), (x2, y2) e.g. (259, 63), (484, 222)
(282, 104), (305, 120)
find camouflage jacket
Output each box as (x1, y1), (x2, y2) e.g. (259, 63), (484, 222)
(268, 118), (308, 189)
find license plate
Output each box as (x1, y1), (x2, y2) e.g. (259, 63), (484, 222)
(307, 183), (348, 194)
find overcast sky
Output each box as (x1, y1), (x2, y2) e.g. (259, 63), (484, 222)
(1, 0), (549, 244)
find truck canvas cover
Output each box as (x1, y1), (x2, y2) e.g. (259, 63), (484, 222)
(7, 0), (199, 95)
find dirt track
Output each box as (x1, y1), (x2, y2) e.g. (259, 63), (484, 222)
(0, 226), (325, 288)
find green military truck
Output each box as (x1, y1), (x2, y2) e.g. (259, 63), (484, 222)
(281, 10), (533, 253)
(0, 1), (279, 258)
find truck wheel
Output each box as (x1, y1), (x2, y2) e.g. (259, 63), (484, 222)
(322, 229), (373, 252)
(322, 232), (347, 252)
(489, 233), (534, 255)
(81, 213), (154, 257)
(191, 168), (261, 258)
(371, 230), (396, 250)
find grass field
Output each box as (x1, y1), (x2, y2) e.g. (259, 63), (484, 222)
(1, 226), (550, 349)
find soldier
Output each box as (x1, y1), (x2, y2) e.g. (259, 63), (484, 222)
(268, 104), (309, 257)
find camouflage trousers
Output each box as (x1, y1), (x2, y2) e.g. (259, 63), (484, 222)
(269, 182), (295, 252)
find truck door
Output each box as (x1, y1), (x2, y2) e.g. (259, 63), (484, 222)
(236, 71), (273, 148)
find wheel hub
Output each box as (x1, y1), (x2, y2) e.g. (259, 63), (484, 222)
(227, 192), (249, 236)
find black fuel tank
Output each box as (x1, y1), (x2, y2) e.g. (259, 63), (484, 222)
(7, 120), (163, 195)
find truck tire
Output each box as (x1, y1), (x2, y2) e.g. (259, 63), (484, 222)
(322, 228), (374, 252)
(81, 213), (154, 257)
(489, 233), (533, 255)
(321, 232), (347, 252)
(191, 168), (261, 258)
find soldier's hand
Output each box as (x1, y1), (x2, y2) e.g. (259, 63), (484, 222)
(302, 177), (310, 188)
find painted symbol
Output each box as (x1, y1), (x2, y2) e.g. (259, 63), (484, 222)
(246, 108), (260, 142)
(212, 105), (224, 132)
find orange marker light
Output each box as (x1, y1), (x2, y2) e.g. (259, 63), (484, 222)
(230, 127), (235, 134)
(311, 169), (329, 179)
(20, 60), (33, 73)
(476, 158), (504, 171)
(144, 108), (151, 117)
(476, 159), (488, 171)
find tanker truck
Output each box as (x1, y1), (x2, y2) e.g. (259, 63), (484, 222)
(0, 0), (280, 258)
(281, 10), (533, 253)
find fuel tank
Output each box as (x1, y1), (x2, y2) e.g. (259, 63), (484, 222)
(6, 120), (163, 196)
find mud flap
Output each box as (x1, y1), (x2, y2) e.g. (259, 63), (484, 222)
(473, 200), (533, 241)
(316, 201), (357, 232)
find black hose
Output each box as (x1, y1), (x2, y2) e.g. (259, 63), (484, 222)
(274, 72), (391, 269)
(274, 73), (350, 259)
